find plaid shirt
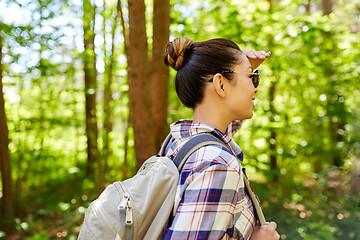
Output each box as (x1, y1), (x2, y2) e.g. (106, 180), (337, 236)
(163, 120), (255, 240)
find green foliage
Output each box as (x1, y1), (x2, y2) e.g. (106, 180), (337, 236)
(254, 166), (360, 239)
(170, 0), (360, 238)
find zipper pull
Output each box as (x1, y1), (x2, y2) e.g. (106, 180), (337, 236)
(119, 195), (133, 226)
(125, 199), (133, 225)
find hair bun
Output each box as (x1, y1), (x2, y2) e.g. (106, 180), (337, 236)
(164, 37), (193, 71)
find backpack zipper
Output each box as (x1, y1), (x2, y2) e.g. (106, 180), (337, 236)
(117, 184), (133, 227)
(124, 195), (133, 225)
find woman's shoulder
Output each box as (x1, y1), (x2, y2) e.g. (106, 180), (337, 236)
(184, 144), (242, 174)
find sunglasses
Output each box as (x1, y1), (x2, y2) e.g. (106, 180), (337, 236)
(209, 69), (260, 88)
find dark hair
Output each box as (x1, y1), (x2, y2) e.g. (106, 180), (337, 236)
(164, 37), (242, 108)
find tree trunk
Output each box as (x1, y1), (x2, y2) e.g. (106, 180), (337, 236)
(0, 24), (14, 222)
(103, 26), (113, 175)
(322, 0), (333, 15)
(117, 0), (133, 177)
(118, 0), (129, 60)
(305, 2), (311, 13)
(101, 0), (113, 188)
(269, 79), (278, 181)
(83, 0), (99, 179)
(151, 0), (170, 150)
(123, 119), (130, 179)
(322, 0), (345, 167)
(268, 0), (278, 181)
(268, 0), (272, 11)
(128, 0), (156, 167)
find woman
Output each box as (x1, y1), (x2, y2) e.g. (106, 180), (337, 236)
(162, 37), (279, 240)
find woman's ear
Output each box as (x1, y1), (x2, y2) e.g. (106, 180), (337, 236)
(212, 73), (227, 98)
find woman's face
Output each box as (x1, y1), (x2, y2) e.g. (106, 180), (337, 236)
(224, 54), (258, 120)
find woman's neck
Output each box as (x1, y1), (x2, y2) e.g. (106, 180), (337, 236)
(193, 102), (231, 133)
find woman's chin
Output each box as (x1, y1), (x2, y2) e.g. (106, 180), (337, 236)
(242, 112), (254, 120)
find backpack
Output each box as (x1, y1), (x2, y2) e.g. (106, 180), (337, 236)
(78, 133), (266, 240)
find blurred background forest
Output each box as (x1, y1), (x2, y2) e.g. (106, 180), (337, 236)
(0, 0), (359, 239)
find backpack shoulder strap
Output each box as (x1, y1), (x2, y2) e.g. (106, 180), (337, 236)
(173, 134), (223, 171)
(158, 133), (173, 156)
(172, 133), (267, 226)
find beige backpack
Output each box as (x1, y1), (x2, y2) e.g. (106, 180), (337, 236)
(78, 134), (265, 240)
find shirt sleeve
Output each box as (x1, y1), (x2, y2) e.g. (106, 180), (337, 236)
(163, 149), (255, 240)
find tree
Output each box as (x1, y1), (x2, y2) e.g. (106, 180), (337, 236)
(322, 0), (347, 167)
(0, 22), (14, 224)
(127, 0), (157, 167)
(267, 0), (278, 181)
(83, 0), (100, 180)
(125, 0), (170, 167)
(101, 0), (114, 185)
(151, 0), (170, 150)
(117, 0), (132, 178)
(322, 0), (333, 15)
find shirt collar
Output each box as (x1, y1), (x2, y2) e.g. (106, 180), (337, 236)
(170, 119), (244, 161)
